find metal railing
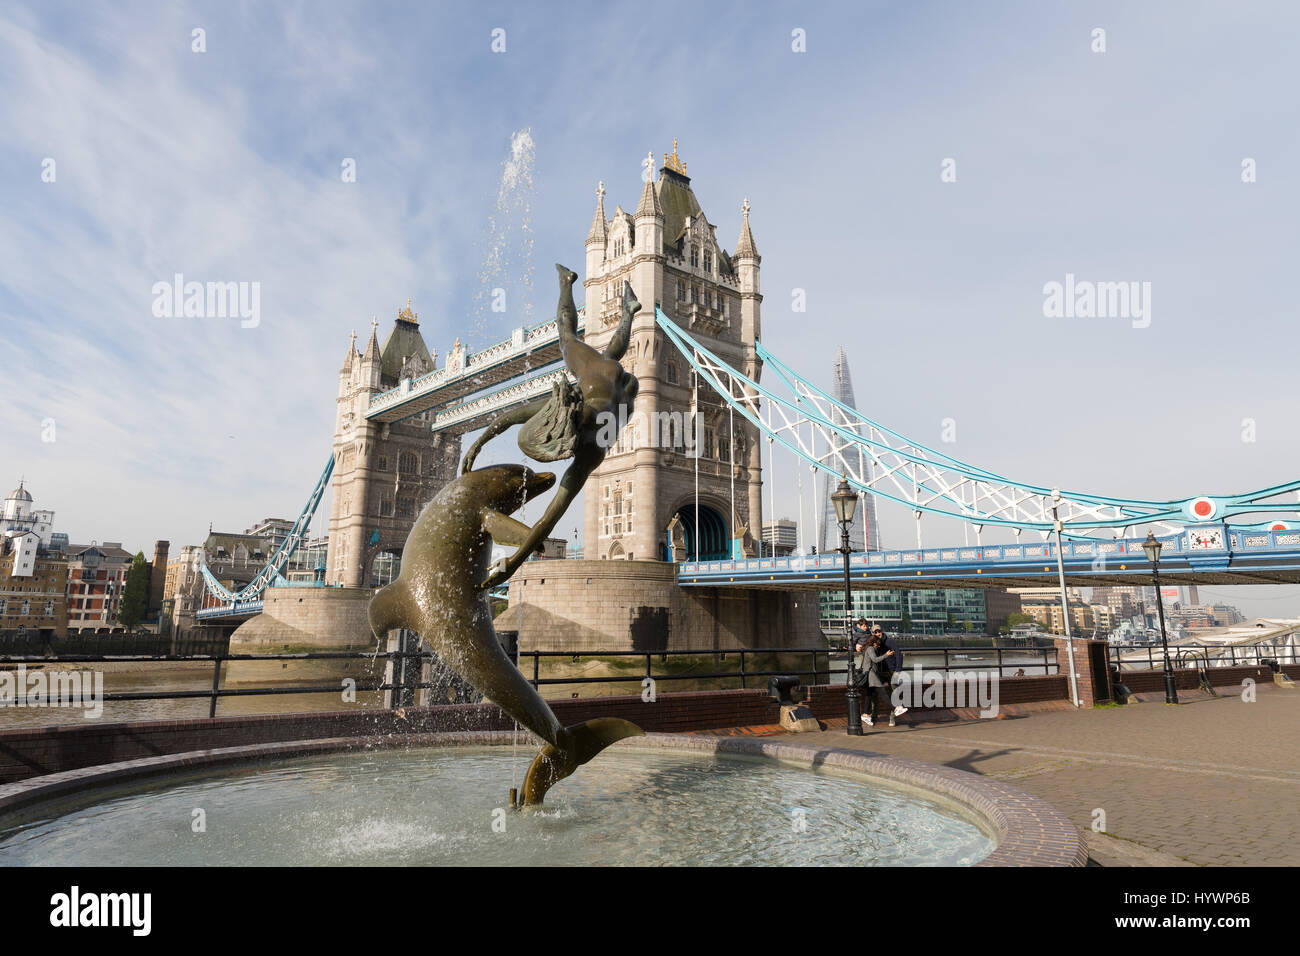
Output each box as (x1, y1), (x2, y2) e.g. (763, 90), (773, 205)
(829, 646), (1058, 678)
(0, 650), (432, 718)
(1110, 643), (1300, 671)
(0, 642), (1073, 723)
(518, 647), (831, 693)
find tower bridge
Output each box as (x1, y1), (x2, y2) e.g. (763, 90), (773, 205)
(194, 146), (1300, 651)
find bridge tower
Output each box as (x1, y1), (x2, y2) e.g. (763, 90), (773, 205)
(580, 143), (763, 562)
(325, 303), (461, 587)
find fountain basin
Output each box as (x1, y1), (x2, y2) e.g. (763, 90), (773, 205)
(0, 733), (1085, 866)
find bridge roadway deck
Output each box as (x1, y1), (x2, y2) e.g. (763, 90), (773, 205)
(679, 527), (1300, 590)
(364, 310), (582, 425)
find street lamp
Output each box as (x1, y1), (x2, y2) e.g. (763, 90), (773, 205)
(1142, 531), (1179, 704)
(831, 476), (862, 735)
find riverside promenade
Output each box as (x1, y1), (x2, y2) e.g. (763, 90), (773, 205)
(747, 687), (1298, 866)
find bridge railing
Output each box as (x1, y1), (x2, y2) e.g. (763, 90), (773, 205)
(516, 647), (832, 695)
(1110, 643), (1300, 671)
(0, 650), (431, 719)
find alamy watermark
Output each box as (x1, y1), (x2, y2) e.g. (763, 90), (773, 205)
(595, 406), (702, 456)
(0, 665), (103, 719)
(151, 274), (261, 328)
(1042, 273), (1151, 328)
(890, 664), (1000, 718)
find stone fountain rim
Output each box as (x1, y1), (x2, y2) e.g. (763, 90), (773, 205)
(0, 731), (1086, 867)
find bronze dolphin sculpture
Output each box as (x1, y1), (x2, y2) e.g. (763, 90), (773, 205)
(367, 462), (644, 806)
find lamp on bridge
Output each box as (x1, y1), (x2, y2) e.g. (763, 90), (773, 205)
(832, 476), (863, 735)
(1141, 531), (1179, 705)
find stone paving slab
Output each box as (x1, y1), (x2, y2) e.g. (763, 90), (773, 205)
(761, 689), (1298, 866)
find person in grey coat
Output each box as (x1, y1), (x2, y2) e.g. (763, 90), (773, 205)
(854, 630), (897, 727)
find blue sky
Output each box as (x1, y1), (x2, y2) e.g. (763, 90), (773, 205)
(2, 1), (1297, 616)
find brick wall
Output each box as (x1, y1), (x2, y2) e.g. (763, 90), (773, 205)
(1118, 662), (1283, 695)
(802, 673), (1069, 721)
(1053, 638), (1112, 706)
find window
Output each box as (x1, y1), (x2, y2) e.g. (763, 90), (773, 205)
(703, 249), (712, 273)
(377, 456), (387, 471)
(719, 295), (727, 317)
(381, 499), (393, 517)
(689, 285), (697, 303)
(397, 498), (414, 518)
(666, 361), (679, 385)
(676, 280), (685, 301)
(399, 452), (418, 475)
(690, 244), (699, 268)
(704, 429), (715, 459)
(704, 289), (713, 308)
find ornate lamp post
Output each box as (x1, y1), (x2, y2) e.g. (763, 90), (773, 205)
(832, 476), (862, 735)
(1142, 531), (1179, 704)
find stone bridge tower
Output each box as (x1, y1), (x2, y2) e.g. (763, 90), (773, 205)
(580, 143), (763, 563)
(325, 302), (461, 587)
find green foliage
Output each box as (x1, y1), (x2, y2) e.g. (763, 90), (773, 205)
(1006, 612), (1034, 627)
(118, 551), (150, 631)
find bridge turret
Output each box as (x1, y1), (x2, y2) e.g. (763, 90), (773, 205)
(360, 317), (383, 390)
(634, 153), (664, 257)
(338, 330), (357, 396)
(585, 180), (608, 281)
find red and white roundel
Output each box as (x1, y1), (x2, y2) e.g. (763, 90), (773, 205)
(1188, 497), (1217, 520)
(1269, 521), (1290, 531)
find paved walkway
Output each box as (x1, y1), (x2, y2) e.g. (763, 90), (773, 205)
(770, 688), (1299, 866)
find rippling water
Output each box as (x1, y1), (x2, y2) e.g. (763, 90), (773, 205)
(0, 748), (993, 866)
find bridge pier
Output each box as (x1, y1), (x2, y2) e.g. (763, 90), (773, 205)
(503, 559), (821, 653)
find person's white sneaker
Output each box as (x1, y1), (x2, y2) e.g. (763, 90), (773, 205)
(893, 705), (909, 717)
(888, 716), (896, 727)
(861, 714), (874, 727)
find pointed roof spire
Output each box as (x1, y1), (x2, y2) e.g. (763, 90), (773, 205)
(586, 180), (608, 246)
(362, 316), (381, 363)
(635, 155), (662, 219)
(735, 196), (759, 260)
(340, 329), (358, 371)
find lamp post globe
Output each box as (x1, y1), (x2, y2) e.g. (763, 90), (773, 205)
(833, 477), (863, 735)
(1143, 531), (1179, 705)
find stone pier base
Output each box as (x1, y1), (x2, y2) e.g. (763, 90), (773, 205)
(503, 559), (821, 652)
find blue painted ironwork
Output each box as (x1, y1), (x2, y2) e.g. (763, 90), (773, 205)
(199, 453), (334, 604)
(677, 525), (1300, 588)
(655, 307), (1300, 537)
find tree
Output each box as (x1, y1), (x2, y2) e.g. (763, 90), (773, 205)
(118, 552), (150, 631)
(1006, 612), (1034, 628)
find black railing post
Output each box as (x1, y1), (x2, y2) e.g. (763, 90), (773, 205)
(739, 650), (746, 689)
(531, 652), (539, 690)
(209, 656), (222, 718)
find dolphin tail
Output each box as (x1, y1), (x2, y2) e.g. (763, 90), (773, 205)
(519, 717), (644, 807)
(368, 579), (412, 645)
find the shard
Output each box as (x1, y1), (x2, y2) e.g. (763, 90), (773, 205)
(817, 347), (880, 553)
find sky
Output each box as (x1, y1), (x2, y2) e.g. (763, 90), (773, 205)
(1, 1), (1297, 618)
